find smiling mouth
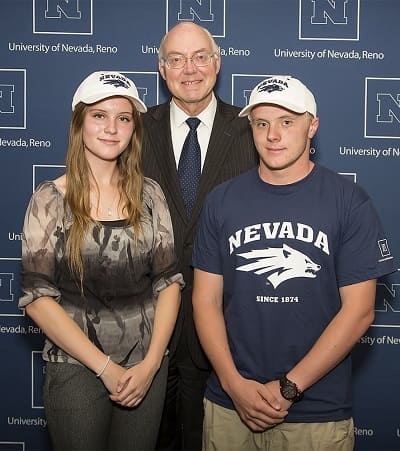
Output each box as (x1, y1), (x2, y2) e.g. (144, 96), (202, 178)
(100, 139), (119, 144)
(182, 80), (200, 86)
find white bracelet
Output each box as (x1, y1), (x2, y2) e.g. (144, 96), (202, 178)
(96, 355), (110, 378)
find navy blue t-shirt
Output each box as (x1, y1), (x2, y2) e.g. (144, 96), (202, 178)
(192, 164), (395, 422)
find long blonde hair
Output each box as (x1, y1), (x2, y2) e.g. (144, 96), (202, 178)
(64, 101), (144, 283)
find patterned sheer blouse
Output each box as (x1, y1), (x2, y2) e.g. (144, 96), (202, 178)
(19, 178), (184, 367)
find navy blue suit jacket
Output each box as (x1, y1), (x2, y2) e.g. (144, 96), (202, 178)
(142, 96), (258, 368)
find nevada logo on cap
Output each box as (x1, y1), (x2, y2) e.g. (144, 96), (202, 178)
(257, 77), (289, 93)
(99, 72), (131, 90)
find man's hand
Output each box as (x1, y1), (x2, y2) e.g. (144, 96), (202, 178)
(226, 375), (289, 432)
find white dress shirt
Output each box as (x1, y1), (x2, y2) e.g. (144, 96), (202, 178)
(169, 93), (217, 171)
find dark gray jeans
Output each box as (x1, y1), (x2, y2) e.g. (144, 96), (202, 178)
(43, 357), (168, 451)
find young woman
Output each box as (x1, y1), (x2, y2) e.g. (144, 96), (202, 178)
(19, 71), (183, 451)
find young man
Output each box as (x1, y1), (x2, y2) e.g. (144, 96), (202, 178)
(192, 75), (395, 450)
(141, 22), (258, 450)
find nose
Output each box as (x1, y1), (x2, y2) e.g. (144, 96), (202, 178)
(183, 57), (197, 74)
(105, 118), (117, 134)
(267, 123), (280, 141)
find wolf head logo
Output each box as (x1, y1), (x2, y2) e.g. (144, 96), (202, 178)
(258, 83), (284, 93)
(236, 244), (321, 288)
(103, 79), (130, 89)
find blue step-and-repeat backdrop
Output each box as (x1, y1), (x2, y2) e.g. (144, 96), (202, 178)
(0, 1), (399, 450)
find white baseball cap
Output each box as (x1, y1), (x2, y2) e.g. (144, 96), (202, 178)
(239, 75), (317, 118)
(71, 71), (147, 113)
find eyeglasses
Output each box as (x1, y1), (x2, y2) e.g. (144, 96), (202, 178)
(162, 52), (216, 69)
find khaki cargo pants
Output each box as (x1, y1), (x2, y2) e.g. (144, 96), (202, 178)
(203, 399), (354, 451)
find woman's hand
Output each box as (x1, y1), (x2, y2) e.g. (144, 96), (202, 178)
(99, 359), (127, 394)
(109, 359), (158, 408)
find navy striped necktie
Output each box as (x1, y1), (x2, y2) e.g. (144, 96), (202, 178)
(178, 117), (201, 218)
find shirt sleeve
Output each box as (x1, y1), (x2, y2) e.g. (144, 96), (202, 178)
(192, 189), (223, 275)
(19, 182), (63, 308)
(144, 178), (184, 296)
(336, 186), (396, 287)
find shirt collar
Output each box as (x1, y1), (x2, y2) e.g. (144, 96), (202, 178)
(170, 93), (217, 129)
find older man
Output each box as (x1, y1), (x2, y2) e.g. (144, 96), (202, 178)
(142, 22), (258, 450)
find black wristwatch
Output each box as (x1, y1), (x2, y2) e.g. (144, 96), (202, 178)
(279, 375), (303, 402)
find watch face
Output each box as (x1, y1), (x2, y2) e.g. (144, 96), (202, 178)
(281, 383), (297, 400)
(280, 376), (301, 401)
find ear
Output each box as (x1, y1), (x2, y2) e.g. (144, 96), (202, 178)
(308, 116), (319, 139)
(159, 61), (166, 81)
(214, 54), (221, 75)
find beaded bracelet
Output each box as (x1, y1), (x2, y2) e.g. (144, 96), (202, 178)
(96, 355), (110, 378)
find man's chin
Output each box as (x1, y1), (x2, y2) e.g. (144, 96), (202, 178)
(175, 92), (211, 105)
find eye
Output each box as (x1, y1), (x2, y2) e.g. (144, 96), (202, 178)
(93, 112), (105, 119)
(282, 119), (293, 126)
(167, 55), (183, 65)
(254, 120), (268, 128)
(118, 115), (132, 123)
(194, 53), (207, 62)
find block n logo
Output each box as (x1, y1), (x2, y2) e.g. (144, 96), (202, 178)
(0, 273), (14, 302)
(299, 0), (359, 40)
(33, 0), (93, 35)
(311, 0), (348, 25)
(45, 0), (82, 19)
(167, 0), (225, 37)
(0, 262), (23, 316)
(376, 283), (400, 313)
(365, 78), (400, 139)
(178, 0), (214, 21)
(373, 282), (400, 328)
(376, 93), (400, 125)
(0, 69), (26, 129)
(0, 84), (14, 114)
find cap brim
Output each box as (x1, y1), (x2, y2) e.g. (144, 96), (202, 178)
(238, 100), (307, 118)
(238, 104), (254, 117)
(130, 98), (147, 113)
(73, 93), (147, 113)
